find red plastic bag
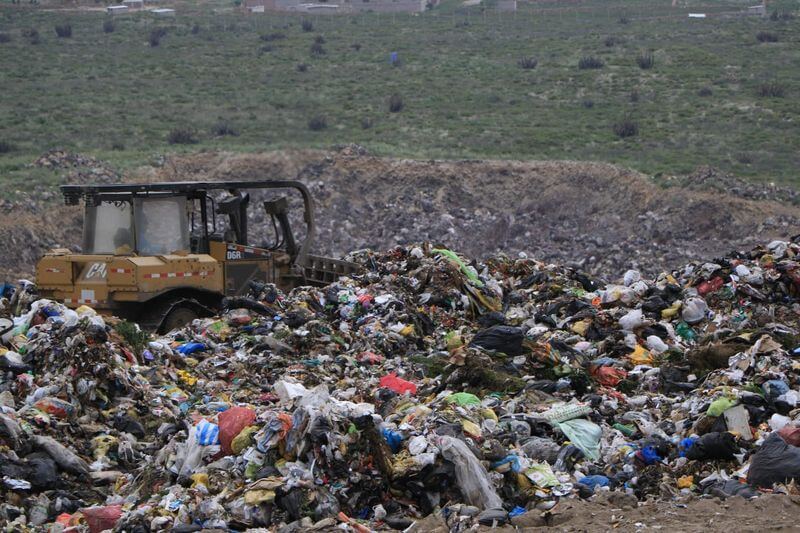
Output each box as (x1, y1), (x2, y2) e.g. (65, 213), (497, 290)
(779, 425), (800, 447)
(357, 351), (384, 365)
(591, 366), (627, 387)
(80, 505), (122, 533)
(380, 373), (417, 395)
(218, 406), (256, 455)
(698, 277), (724, 296)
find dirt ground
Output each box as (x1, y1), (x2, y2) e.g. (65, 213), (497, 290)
(410, 492), (800, 532)
(3, 147), (800, 282)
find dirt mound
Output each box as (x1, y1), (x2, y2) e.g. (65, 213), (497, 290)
(2, 148), (798, 282)
(151, 149), (800, 278)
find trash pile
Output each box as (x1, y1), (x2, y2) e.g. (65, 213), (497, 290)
(3, 239), (800, 531)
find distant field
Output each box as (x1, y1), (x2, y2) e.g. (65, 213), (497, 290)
(0, 0), (798, 189)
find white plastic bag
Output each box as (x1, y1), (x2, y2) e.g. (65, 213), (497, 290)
(437, 436), (503, 510)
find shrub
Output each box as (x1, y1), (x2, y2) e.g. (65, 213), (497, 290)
(388, 93), (404, 113)
(578, 56), (604, 69)
(361, 117), (373, 129)
(618, 16), (629, 24)
(260, 32), (285, 42)
(24, 28), (40, 45)
(314, 35), (325, 44)
(310, 42), (325, 55)
(116, 321), (150, 356)
(0, 141), (14, 154)
(698, 86), (713, 97)
(0, 33), (11, 43)
(191, 23), (200, 35)
(103, 20), (115, 33)
(770, 10), (793, 21)
(167, 127), (198, 144)
(211, 121), (239, 137)
(301, 19), (313, 32)
(756, 31), (778, 43)
(351, 42), (361, 51)
(613, 118), (638, 138)
(517, 56), (538, 70)
(629, 89), (639, 102)
(259, 44), (273, 54)
(582, 99), (594, 109)
(308, 115), (327, 131)
(636, 51), (654, 69)
(604, 36), (621, 47)
(149, 27), (167, 47)
(111, 141), (125, 151)
(757, 80), (785, 97)
(55, 24), (72, 38)
(296, 63), (308, 72)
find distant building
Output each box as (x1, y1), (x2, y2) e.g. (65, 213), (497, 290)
(122, 0), (144, 9)
(244, 0), (276, 11)
(244, 0), (433, 14)
(151, 8), (176, 17)
(107, 5), (129, 14)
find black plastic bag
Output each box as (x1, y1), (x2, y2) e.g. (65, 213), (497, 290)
(747, 432), (800, 488)
(469, 325), (524, 356)
(685, 432), (737, 461)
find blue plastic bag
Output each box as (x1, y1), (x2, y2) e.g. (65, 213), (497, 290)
(578, 474), (610, 490)
(382, 428), (403, 453)
(177, 342), (207, 355)
(195, 419), (220, 446)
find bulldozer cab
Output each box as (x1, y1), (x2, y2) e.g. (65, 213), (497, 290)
(38, 180), (359, 331)
(69, 180), (315, 266)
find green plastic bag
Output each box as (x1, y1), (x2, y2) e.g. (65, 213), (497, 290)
(432, 249), (484, 288)
(707, 397), (737, 417)
(445, 392), (481, 406)
(556, 418), (602, 461)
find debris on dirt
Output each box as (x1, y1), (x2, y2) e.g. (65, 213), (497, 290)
(4, 238), (800, 531)
(1, 150), (798, 283)
(665, 165), (800, 205)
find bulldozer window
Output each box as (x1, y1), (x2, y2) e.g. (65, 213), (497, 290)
(134, 197), (190, 255)
(84, 201), (134, 254)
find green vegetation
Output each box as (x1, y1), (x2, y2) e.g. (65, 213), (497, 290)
(0, 0), (799, 185)
(115, 320), (150, 356)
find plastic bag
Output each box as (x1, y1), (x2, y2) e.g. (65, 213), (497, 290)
(591, 366), (627, 387)
(379, 373), (417, 395)
(437, 435), (503, 510)
(555, 419), (602, 461)
(33, 435), (90, 475)
(80, 505), (123, 533)
(218, 406), (257, 455)
(707, 397), (737, 417)
(177, 342), (206, 355)
(778, 425), (800, 447)
(577, 474), (609, 490)
(176, 425), (205, 481)
(445, 392), (481, 406)
(747, 432), (800, 487)
(469, 325), (524, 356)
(684, 432), (737, 461)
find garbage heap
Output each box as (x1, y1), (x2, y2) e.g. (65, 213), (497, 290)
(3, 241), (800, 532)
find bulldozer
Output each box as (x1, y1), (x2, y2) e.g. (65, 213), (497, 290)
(36, 180), (361, 332)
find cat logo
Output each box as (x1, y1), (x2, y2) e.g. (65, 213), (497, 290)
(85, 262), (107, 279)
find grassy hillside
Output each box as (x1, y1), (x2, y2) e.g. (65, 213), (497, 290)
(0, 0), (798, 189)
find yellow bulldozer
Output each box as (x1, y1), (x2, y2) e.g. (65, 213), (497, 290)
(36, 180), (360, 331)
